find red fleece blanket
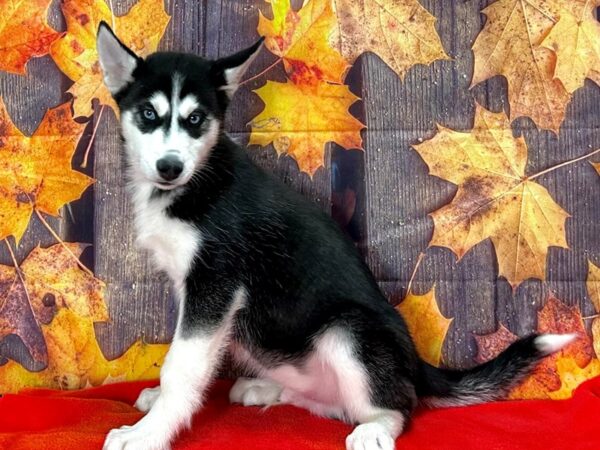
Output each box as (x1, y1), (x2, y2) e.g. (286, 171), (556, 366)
(1, 378), (599, 450)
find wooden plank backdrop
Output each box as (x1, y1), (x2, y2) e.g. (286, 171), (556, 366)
(1, 0), (599, 373)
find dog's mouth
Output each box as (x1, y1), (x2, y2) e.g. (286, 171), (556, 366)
(153, 181), (179, 190)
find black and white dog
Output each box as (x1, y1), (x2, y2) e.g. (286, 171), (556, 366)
(96, 22), (574, 450)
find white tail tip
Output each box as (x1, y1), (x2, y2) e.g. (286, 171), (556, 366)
(534, 333), (577, 355)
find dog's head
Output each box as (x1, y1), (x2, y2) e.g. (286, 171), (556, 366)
(96, 22), (262, 190)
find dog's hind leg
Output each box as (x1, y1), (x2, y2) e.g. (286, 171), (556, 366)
(316, 328), (413, 450)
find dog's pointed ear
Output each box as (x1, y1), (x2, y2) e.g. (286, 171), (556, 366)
(211, 38), (264, 98)
(97, 21), (140, 95)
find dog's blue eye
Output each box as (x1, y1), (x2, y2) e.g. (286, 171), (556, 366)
(188, 113), (203, 125)
(143, 109), (156, 121)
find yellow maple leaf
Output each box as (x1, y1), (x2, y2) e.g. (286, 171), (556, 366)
(592, 161), (600, 176)
(396, 287), (452, 367)
(541, 2), (600, 93)
(412, 104), (569, 288)
(471, 0), (570, 132)
(333, 0), (450, 79)
(249, 79), (364, 175)
(0, 0), (62, 75)
(0, 98), (94, 243)
(258, 0), (349, 83)
(50, 0), (170, 118)
(0, 308), (168, 393)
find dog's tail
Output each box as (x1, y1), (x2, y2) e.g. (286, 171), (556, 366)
(416, 333), (576, 407)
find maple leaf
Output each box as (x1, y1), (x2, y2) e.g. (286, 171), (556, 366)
(0, 308), (168, 393)
(0, 244), (106, 364)
(593, 161), (600, 176)
(332, 0), (450, 80)
(0, 268), (46, 363)
(0, 0), (62, 75)
(19, 244), (107, 324)
(587, 260), (600, 359)
(541, 1), (600, 93)
(471, 0), (570, 132)
(0, 98), (93, 243)
(396, 287), (452, 367)
(473, 324), (518, 364)
(507, 296), (598, 400)
(412, 104), (569, 288)
(258, 0), (349, 84)
(249, 79), (364, 175)
(50, 0), (170, 118)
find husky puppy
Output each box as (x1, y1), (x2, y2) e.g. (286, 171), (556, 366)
(96, 22), (574, 450)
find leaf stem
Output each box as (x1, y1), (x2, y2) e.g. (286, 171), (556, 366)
(81, 105), (105, 169)
(239, 58), (282, 86)
(34, 209), (94, 277)
(405, 251), (426, 297)
(528, 148), (600, 181)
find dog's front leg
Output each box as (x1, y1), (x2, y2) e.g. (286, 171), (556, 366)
(103, 286), (244, 450)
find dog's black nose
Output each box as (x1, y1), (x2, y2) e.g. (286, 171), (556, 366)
(156, 155), (184, 181)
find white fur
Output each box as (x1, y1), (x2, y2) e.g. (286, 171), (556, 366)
(535, 333), (577, 354)
(178, 95), (199, 119)
(104, 288), (247, 450)
(150, 92), (170, 117)
(221, 45), (262, 98)
(129, 183), (200, 294)
(230, 329), (403, 450)
(97, 26), (137, 94)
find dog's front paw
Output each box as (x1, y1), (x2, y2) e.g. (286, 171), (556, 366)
(346, 423), (395, 450)
(134, 386), (161, 413)
(103, 424), (170, 450)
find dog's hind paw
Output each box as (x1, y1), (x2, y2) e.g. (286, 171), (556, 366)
(346, 423), (396, 450)
(134, 386), (161, 413)
(229, 377), (283, 406)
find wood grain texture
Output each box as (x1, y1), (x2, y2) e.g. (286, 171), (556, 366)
(1, 0), (599, 375)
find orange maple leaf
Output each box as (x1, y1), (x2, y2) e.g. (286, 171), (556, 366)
(412, 104), (569, 288)
(0, 0), (62, 75)
(0, 244), (106, 364)
(0, 308), (168, 392)
(471, 0), (570, 132)
(332, 0), (449, 80)
(587, 260), (600, 359)
(50, 0), (170, 118)
(396, 287), (452, 367)
(0, 98), (94, 243)
(507, 296), (599, 400)
(258, 0), (349, 84)
(249, 79), (364, 176)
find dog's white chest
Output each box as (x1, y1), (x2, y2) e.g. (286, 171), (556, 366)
(132, 191), (201, 291)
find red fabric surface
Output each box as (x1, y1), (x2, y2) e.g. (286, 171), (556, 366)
(1, 377), (600, 450)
